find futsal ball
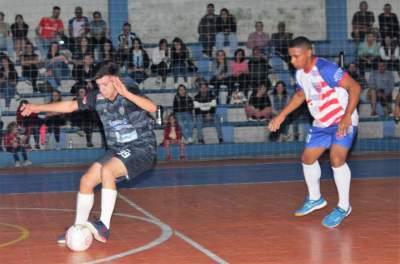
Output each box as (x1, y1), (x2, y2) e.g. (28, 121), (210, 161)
(66, 224), (93, 251)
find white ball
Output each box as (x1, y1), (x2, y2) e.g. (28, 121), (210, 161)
(66, 224), (93, 251)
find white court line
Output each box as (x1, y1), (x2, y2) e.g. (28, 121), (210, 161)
(118, 193), (229, 264)
(0, 207), (173, 264)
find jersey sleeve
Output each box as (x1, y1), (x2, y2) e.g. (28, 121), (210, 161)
(77, 90), (97, 111)
(318, 59), (348, 88)
(295, 71), (304, 92)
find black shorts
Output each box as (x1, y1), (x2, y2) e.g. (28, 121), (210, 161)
(96, 142), (156, 180)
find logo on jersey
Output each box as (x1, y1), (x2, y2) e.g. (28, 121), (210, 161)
(333, 68), (344, 83)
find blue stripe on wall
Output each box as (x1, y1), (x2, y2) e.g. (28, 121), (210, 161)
(108, 0), (129, 45)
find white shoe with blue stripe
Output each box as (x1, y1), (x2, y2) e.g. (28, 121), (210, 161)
(322, 206), (352, 228)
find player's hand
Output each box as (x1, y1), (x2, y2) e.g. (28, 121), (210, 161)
(337, 114), (352, 137)
(110, 76), (128, 97)
(268, 114), (286, 132)
(20, 103), (39, 116)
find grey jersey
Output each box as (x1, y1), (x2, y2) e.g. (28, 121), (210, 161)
(77, 82), (155, 149)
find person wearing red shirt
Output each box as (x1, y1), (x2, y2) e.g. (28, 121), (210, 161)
(36, 6), (64, 57)
(162, 114), (185, 161)
(3, 121), (31, 167)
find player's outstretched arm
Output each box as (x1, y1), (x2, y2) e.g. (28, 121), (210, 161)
(268, 90), (306, 132)
(111, 76), (157, 113)
(337, 74), (361, 137)
(20, 100), (79, 116)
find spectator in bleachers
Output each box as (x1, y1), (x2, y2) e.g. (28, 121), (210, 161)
(162, 114), (186, 160)
(271, 21), (293, 63)
(378, 3), (399, 41)
(367, 60), (395, 116)
(3, 121), (31, 167)
(71, 53), (95, 94)
(68, 6), (89, 52)
(151, 38), (169, 88)
(0, 53), (18, 110)
(127, 38), (150, 85)
(347, 62), (366, 89)
(36, 6), (64, 58)
(89, 11), (107, 57)
(351, 1), (375, 43)
(45, 42), (70, 88)
(227, 48), (250, 103)
(173, 84), (194, 144)
(0, 12), (13, 59)
(247, 21), (270, 56)
(72, 37), (93, 66)
(194, 81), (223, 144)
(198, 3), (217, 58)
(215, 8), (238, 56)
(268, 81), (290, 141)
(70, 87), (94, 147)
(117, 22), (137, 65)
(10, 14), (29, 57)
(210, 49), (231, 102)
(171, 37), (192, 85)
(244, 83), (272, 121)
(380, 35), (399, 71)
(100, 39), (116, 62)
(44, 90), (65, 149)
(394, 92), (400, 123)
(357, 32), (380, 75)
(17, 100), (42, 150)
(248, 46), (271, 91)
(0, 108), (3, 151)
(21, 42), (40, 93)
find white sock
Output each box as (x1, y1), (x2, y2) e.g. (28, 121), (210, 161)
(332, 163), (351, 211)
(100, 188), (117, 229)
(74, 192), (94, 225)
(302, 161), (322, 200)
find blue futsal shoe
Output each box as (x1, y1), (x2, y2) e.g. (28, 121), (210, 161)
(86, 219), (110, 243)
(322, 206), (352, 228)
(294, 196), (327, 216)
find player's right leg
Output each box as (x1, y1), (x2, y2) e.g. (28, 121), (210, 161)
(57, 162), (102, 244)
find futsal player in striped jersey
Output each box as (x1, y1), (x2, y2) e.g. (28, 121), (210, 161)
(268, 36), (361, 228)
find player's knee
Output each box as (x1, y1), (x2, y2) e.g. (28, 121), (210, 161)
(80, 175), (94, 192)
(301, 154), (316, 165)
(100, 166), (115, 182)
(330, 155), (345, 167)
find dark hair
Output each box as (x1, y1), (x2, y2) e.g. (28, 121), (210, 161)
(93, 11), (101, 18)
(384, 3), (391, 8)
(207, 3), (214, 8)
(15, 14), (23, 21)
(171, 37), (187, 55)
(215, 50), (228, 74)
(93, 60), (119, 80)
(272, 81), (288, 95)
(53, 6), (60, 11)
(159, 38), (168, 56)
(51, 90), (62, 102)
(289, 36), (313, 50)
(6, 121), (18, 134)
(234, 48), (246, 63)
(123, 22), (131, 28)
(220, 8), (229, 15)
(131, 37), (144, 50)
(47, 42), (60, 59)
(0, 12), (4, 18)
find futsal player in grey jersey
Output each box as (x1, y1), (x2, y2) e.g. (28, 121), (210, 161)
(21, 61), (157, 243)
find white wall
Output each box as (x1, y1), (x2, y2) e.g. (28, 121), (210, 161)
(128, 0), (326, 43)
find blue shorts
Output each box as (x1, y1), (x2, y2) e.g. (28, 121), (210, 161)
(305, 125), (357, 149)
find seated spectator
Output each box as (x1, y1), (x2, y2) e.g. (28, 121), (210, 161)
(0, 108), (3, 151)
(3, 121), (31, 167)
(71, 37), (93, 65)
(162, 114), (185, 161)
(21, 42), (40, 93)
(10, 14), (29, 57)
(380, 35), (399, 71)
(367, 61), (395, 116)
(151, 38), (169, 88)
(351, 1), (375, 43)
(227, 48), (250, 103)
(244, 83), (272, 121)
(117, 22), (137, 65)
(271, 21), (293, 63)
(36, 6), (64, 58)
(194, 81), (223, 144)
(45, 42), (70, 88)
(0, 12), (14, 59)
(247, 21), (270, 56)
(127, 38), (150, 85)
(268, 81), (290, 141)
(100, 38), (116, 62)
(395, 92), (400, 123)
(171, 37), (194, 85)
(44, 90), (65, 149)
(173, 84), (194, 144)
(357, 32), (380, 75)
(215, 8), (238, 56)
(68, 6), (89, 52)
(69, 87), (95, 147)
(17, 100), (42, 150)
(89, 11), (107, 56)
(198, 3), (217, 58)
(210, 49), (231, 102)
(71, 53), (95, 94)
(248, 46), (271, 90)
(0, 53), (18, 110)
(347, 62), (367, 89)
(378, 3), (399, 41)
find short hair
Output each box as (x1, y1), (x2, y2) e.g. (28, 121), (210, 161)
(255, 21), (263, 27)
(207, 3), (214, 8)
(0, 12), (5, 17)
(123, 22), (131, 28)
(289, 36), (313, 50)
(93, 11), (101, 17)
(93, 60), (119, 80)
(53, 6), (60, 11)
